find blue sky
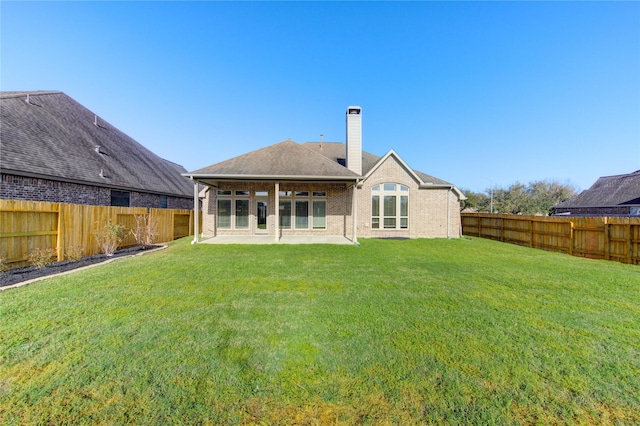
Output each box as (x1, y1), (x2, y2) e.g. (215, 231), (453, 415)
(2, 1), (638, 193)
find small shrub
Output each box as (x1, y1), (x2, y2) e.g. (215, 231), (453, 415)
(0, 254), (8, 273)
(131, 214), (158, 248)
(65, 245), (85, 262)
(24, 248), (56, 269)
(94, 221), (127, 256)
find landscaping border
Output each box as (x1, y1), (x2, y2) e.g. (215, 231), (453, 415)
(0, 245), (167, 291)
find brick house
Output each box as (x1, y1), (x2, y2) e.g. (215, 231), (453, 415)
(183, 107), (465, 243)
(553, 170), (640, 216)
(1, 91), (193, 209)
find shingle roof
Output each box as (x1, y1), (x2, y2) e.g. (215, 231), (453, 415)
(187, 140), (360, 180)
(558, 170), (640, 207)
(1, 91), (193, 197)
(185, 137), (456, 188)
(302, 142), (380, 175)
(303, 142), (453, 185)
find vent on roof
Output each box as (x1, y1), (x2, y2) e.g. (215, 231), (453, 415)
(25, 94), (31, 104)
(94, 115), (99, 126)
(95, 145), (108, 156)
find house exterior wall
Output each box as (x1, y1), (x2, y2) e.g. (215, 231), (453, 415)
(355, 156), (462, 238)
(1, 173), (192, 209)
(198, 157), (462, 240)
(201, 181), (354, 238)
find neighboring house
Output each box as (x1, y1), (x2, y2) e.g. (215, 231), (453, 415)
(0, 91), (193, 209)
(183, 106), (465, 242)
(553, 170), (640, 216)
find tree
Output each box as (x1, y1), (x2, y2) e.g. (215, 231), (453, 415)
(461, 180), (578, 215)
(460, 189), (489, 211)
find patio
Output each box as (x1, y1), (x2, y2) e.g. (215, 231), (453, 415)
(198, 235), (355, 245)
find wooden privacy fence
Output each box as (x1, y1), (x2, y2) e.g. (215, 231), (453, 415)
(0, 200), (196, 268)
(461, 213), (640, 265)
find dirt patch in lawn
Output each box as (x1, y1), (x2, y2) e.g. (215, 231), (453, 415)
(1, 245), (165, 289)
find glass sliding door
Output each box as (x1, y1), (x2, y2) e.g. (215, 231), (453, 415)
(256, 197), (268, 234)
(235, 199), (250, 229)
(279, 200), (291, 229)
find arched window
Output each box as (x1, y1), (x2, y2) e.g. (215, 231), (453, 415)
(371, 183), (409, 229)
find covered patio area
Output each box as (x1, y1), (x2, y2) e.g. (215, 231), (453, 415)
(198, 235), (355, 245)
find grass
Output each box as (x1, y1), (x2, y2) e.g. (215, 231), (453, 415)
(1, 237), (639, 425)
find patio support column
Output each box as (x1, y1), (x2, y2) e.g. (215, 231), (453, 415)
(192, 178), (199, 244)
(274, 181), (280, 242)
(446, 188), (451, 238)
(352, 182), (358, 244)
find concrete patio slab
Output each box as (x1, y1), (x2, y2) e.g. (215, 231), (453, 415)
(198, 235), (355, 245)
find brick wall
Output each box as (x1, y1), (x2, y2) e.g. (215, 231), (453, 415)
(356, 155), (462, 238)
(1, 174), (192, 209)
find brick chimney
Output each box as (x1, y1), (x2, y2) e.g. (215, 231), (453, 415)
(346, 106), (362, 175)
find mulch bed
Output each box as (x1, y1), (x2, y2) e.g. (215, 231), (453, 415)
(0, 245), (162, 288)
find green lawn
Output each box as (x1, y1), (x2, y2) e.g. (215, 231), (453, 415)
(1, 237), (639, 425)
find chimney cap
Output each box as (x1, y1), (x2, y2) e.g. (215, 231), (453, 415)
(347, 106), (362, 114)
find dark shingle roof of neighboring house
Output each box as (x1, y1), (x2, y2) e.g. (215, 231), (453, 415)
(302, 141), (453, 186)
(0, 91), (193, 197)
(186, 139), (361, 180)
(557, 170), (640, 208)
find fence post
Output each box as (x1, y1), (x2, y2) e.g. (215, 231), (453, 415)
(529, 219), (534, 248)
(603, 217), (610, 260)
(627, 218), (632, 264)
(189, 210), (194, 237)
(569, 221), (574, 256)
(56, 203), (64, 262)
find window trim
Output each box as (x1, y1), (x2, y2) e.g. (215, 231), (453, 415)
(235, 198), (250, 229)
(217, 189), (250, 230)
(312, 199), (327, 229)
(279, 189), (327, 231)
(371, 184), (409, 230)
(217, 198), (232, 229)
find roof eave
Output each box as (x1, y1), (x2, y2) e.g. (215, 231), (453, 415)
(3, 169), (192, 198)
(419, 183), (467, 200)
(556, 203), (640, 209)
(183, 173), (361, 182)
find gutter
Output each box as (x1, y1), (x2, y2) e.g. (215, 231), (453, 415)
(182, 173), (361, 182)
(555, 204), (640, 209)
(419, 183), (466, 200)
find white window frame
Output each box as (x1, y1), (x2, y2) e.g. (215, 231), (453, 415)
(217, 189), (250, 230)
(279, 190), (327, 230)
(371, 183), (409, 230)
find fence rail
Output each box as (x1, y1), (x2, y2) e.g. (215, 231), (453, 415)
(0, 200), (196, 268)
(461, 213), (640, 265)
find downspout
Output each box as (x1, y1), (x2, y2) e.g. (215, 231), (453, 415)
(446, 187), (451, 239)
(192, 178), (200, 244)
(275, 182), (280, 242)
(352, 182), (358, 244)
